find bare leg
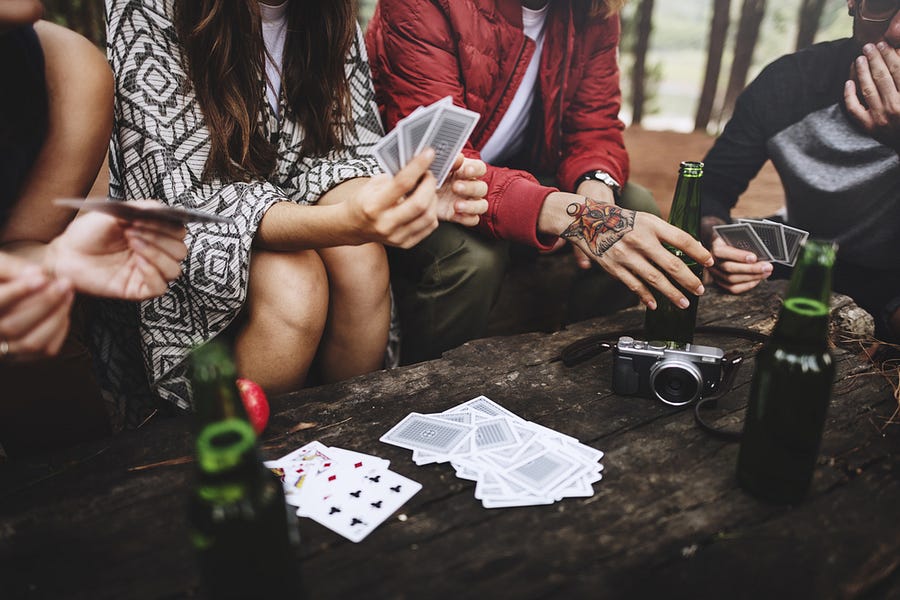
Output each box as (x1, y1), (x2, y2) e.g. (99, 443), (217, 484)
(0, 20), (113, 246)
(234, 249), (329, 394)
(316, 242), (390, 382)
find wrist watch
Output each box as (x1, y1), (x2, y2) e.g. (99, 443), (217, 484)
(576, 170), (621, 200)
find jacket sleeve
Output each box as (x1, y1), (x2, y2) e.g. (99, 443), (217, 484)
(556, 15), (629, 192)
(366, 0), (557, 250)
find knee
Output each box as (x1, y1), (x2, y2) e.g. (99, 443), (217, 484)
(326, 243), (389, 298)
(248, 249), (328, 333)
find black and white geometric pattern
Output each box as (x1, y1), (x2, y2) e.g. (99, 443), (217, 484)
(94, 0), (388, 429)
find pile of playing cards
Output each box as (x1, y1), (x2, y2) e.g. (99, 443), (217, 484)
(265, 441), (421, 543)
(713, 218), (809, 266)
(373, 96), (479, 187)
(380, 396), (605, 509)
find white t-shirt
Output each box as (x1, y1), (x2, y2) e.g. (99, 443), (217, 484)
(260, 1), (288, 116)
(479, 3), (550, 165)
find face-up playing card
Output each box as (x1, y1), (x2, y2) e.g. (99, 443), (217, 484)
(302, 466), (421, 543)
(54, 198), (233, 225)
(713, 223), (775, 261)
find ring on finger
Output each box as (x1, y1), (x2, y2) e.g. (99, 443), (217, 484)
(0, 339), (9, 360)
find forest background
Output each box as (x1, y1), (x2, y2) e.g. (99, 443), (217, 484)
(44, 0), (856, 216)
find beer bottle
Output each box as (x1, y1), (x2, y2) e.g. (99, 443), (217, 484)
(736, 239), (836, 504)
(187, 340), (302, 599)
(644, 161), (704, 345)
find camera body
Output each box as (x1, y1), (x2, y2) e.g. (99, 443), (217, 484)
(612, 336), (726, 406)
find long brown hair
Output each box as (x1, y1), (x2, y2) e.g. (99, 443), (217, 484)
(175, 1), (355, 182)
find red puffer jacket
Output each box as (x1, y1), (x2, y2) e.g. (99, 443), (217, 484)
(366, 0), (629, 249)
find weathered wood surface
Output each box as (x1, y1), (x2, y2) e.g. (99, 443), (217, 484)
(1, 281), (898, 600)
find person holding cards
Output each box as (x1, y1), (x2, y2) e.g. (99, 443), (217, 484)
(0, 1), (191, 456)
(95, 0), (487, 428)
(367, 0), (713, 364)
(700, 0), (900, 343)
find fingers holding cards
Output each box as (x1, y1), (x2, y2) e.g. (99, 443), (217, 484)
(713, 219), (808, 267)
(374, 96), (480, 188)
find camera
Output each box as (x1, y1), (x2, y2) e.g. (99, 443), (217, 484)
(612, 336), (726, 406)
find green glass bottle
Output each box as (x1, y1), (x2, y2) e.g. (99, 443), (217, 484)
(644, 161), (704, 345)
(736, 240), (837, 504)
(187, 341), (302, 599)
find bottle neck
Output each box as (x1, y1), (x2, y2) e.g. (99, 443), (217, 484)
(770, 297), (829, 345)
(190, 341), (251, 430)
(772, 240), (835, 345)
(668, 174), (702, 240)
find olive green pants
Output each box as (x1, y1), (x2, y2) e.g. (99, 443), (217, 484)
(388, 182), (658, 365)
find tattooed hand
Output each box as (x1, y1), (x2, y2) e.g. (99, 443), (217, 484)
(539, 193), (714, 310)
(560, 198), (635, 257)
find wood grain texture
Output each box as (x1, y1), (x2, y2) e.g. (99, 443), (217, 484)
(1, 281), (897, 600)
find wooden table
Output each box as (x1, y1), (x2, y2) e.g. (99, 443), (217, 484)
(1, 281), (898, 600)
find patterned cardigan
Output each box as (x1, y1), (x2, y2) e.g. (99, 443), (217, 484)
(95, 0), (385, 430)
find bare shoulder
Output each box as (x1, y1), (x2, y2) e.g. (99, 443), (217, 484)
(33, 20), (113, 102)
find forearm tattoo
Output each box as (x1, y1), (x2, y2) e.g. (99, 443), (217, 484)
(560, 197), (635, 257)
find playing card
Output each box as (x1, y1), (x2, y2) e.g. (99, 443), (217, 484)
(417, 103), (480, 187)
(302, 466), (421, 543)
(713, 223), (775, 261)
(503, 449), (582, 496)
(54, 198), (233, 225)
(472, 417), (520, 453)
(380, 412), (474, 455)
(738, 219), (788, 262)
(397, 97), (450, 165)
(372, 128), (402, 176)
(780, 224), (809, 266)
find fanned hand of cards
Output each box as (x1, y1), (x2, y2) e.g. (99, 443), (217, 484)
(372, 96), (480, 187)
(380, 395), (604, 509)
(264, 441), (421, 543)
(713, 218), (809, 266)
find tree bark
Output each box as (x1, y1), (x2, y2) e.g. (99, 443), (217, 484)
(630, 0), (655, 126)
(795, 0), (828, 50)
(694, 0), (732, 132)
(719, 0), (768, 124)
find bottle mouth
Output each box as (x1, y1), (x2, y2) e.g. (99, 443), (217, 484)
(196, 419), (256, 473)
(678, 161), (703, 177)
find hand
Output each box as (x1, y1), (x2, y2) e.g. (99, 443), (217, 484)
(0, 253), (74, 362)
(0, 0), (43, 32)
(706, 236), (773, 294)
(550, 194), (714, 310)
(844, 42), (900, 151)
(348, 149), (440, 249)
(700, 216), (773, 294)
(435, 154), (488, 226)
(45, 202), (188, 300)
(572, 180), (619, 270)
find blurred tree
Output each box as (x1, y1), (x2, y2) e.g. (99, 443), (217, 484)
(630, 0), (655, 126)
(719, 0), (767, 123)
(43, 0), (104, 45)
(795, 0), (828, 49)
(694, 0), (731, 132)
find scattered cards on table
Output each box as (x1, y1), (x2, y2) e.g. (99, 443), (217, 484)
(265, 441), (421, 543)
(372, 96), (480, 187)
(713, 218), (809, 266)
(380, 395), (605, 509)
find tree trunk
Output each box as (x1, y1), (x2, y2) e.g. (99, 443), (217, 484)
(795, 0), (828, 50)
(630, 0), (655, 126)
(694, 0), (732, 132)
(719, 0), (767, 124)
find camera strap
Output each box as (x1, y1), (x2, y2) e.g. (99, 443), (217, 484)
(556, 325), (769, 443)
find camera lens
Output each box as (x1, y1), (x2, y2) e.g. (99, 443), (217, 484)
(649, 360), (703, 406)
